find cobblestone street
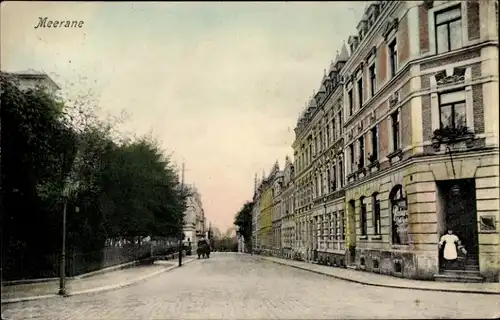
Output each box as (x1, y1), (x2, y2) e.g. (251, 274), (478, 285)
(3, 253), (499, 319)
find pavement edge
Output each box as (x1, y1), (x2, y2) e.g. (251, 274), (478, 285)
(1, 258), (198, 305)
(259, 256), (500, 295)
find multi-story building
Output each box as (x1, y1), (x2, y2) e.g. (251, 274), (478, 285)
(270, 162), (284, 256)
(252, 176), (260, 252)
(6, 69), (60, 94)
(182, 185), (206, 250)
(251, 0), (498, 283)
(280, 156), (296, 259)
(257, 172), (273, 254)
(292, 45), (350, 265)
(339, 0), (498, 282)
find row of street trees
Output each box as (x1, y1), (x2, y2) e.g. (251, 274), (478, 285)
(233, 201), (254, 253)
(1, 73), (188, 280)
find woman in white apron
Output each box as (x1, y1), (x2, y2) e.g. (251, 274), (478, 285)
(439, 229), (467, 269)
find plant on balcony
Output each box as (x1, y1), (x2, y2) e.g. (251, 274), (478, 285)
(432, 126), (472, 141)
(431, 126), (473, 148)
(368, 153), (378, 163)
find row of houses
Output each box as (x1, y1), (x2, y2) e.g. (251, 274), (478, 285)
(251, 0), (499, 283)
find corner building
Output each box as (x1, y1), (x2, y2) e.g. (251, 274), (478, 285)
(341, 1), (498, 282)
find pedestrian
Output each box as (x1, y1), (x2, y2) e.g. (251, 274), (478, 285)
(438, 229), (466, 269)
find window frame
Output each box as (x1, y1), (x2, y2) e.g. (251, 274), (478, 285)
(360, 197), (368, 236)
(434, 4), (462, 54)
(338, 157), (344, 188)
(391, 109), (400, 151)
(357, 77), (364, 109)
(358, 136), (365, 168)
(369, 63), (376, 97)
(348, 90), (354, 116)
(370, 125), (379, 160)
(438, 90), (466, 130)
(372, 193), (381, 235)
(388, 38), (398, 78)
(349, 144), (355, 171)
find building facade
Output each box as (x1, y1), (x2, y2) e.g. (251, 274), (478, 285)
(248, 0), (498, 283)
(6, 69), (60, 95)
(338, 0), (498, 282)
(292, 45), (350, 265)
(280, 156), (296, 259)
(182, 185), (206, 250)
(257, 173), (273, 254)
(270, 162), (284, 256)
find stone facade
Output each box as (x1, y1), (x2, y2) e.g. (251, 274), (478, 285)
(280, 157), (296, 259)
(342, 0), (499, 282)
(182, 185), (206, 250)
(249, 0), (498, 283)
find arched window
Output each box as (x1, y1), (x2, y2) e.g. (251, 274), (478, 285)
(360, 196), (367, 236)
(389, 184), (409, 245)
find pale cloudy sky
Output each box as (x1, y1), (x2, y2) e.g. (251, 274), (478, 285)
(1, 1), (367, 231)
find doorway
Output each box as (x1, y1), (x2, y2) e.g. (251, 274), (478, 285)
(347, 199), (356, 265)
(437, 179), (479, 271)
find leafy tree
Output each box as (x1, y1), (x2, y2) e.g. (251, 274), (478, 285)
(1, 72), (189, 279)
(234, 201), (254, 249)
(1, 73), (77, 277)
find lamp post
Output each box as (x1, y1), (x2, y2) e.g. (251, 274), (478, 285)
(58, 190), (68, 296)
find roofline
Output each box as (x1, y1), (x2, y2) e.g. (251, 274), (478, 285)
(9, 71), (61, 90)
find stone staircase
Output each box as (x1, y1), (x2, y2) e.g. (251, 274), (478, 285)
(434, 256), (483, 283)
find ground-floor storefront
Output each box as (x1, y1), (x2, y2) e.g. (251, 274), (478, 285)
(344, 150), (499, 282)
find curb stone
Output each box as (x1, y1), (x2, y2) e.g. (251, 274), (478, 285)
(260, 257), (500, 295)
(1, 258), (197, 305)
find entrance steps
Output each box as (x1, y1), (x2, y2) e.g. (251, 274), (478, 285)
(434, 270), (483, 283)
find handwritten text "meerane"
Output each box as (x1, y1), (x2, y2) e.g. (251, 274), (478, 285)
(34, 17), (84, 29)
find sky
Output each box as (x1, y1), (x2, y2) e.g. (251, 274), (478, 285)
(1, 1), (367, 231)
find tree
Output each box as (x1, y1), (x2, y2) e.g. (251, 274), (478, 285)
(1, 73), (78, 278)
(233, 201), (254, 250)
(1, 72), (189, 279)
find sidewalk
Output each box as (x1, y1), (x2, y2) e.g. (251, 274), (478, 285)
(259, 256), (500, 295)
(1, 257), (196, 304)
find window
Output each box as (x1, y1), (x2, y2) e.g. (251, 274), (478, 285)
(319, 132), (323, 152)
(319, 173), (323, 196)
(372, 193), (381, 235)
(357, 77), (364, 108)
(389, 39), (397, 78)
(338, 157), (344, 188)
(331, 118), (336, 140)
(326, 169), (330, 193)
(348, 90), (354, 116)
(360, 196), (367, 236)
(439, 90), (466, 130)
(435, 6), (462, 54)
(332, 165), (337, 190)
(326, 125), (330, 146)
(340, 210), (345, 240)
(371, 125), (379, 160)
(391, 109), (400, 151)
(358, 137), (365, 168)
(338, 110), (343, 134)
(349, 144), (355, 172)
(369, 64), (376, 97)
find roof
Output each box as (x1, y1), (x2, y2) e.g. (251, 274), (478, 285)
(10, 69), (61, 90)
